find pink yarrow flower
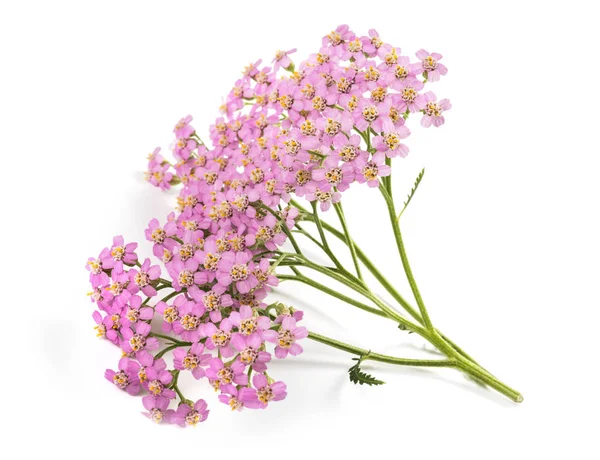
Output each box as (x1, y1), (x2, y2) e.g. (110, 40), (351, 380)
(218, 384), (261, 411)
(421, 92), (451, 128)
(105, 357), (141, 395)
(127, 258), (161, 297)
(372, 119), (410, 158)
(216, 251), (258, 294)
(138, 354), (176, 400)
(252, 373), (287, 408)
(230, 333), (271, 372)
(205, 357), (248, 388)
(272, 48), (297, 71)
(173, 342), (211, 379)
(171, 299), (206, 342)
(100, 235), (138, 268)
(202, 318), (235, 357)
(120, 321), (159, 354)
(123, 294), (154, 325)
(263, 315), (308, 358)
(168, 399), (209, 427)
(142, 395), (170, 424)
(415, 49), (448, 82)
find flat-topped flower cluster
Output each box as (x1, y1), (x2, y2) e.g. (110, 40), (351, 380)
(86, 24), (450, 426)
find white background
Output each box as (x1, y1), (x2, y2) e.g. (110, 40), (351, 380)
(1, 1), (599, 458)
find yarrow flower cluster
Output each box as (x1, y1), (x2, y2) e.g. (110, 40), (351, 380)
(87, 25), (522, 426)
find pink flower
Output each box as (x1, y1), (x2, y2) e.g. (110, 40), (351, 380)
(244, 214), (286, 251)
(92, 310), (119, 344)
(102, 262), (131, 307)
(193, 238), (221, 282)
(167, 257), (200, 292)
(155, 296), (181, 333)
(364, 28), (383, 55)
(218, 384), (261, 411)
(147, 162), (174, 191)
(230, 333), (271, 372)
(216, 251), (258, 294)
(120, 321), (159, 354)
(145, 218), (177, 258)
(142, 395), (170, 423)
(229, 305), (271, 336)
(168, 399), (209, 427)
(421, 92), (451, 128)
(205, 357), (248, 388)
(315, 108), (353, 146)
(354, 152), (392, 187)
(305, 186), (341, 212)
(333, 134), (363, 162)
(311, 156), (355, 192)
(138, 354), (176, 400)
(86, 257), (109, 288)
(395, 77), (425, 113)
(100, 235), (138, 268)
(323, 24), (354, 47)
(252, 373), (287, 408)
(171, 300), (206, 342)
(250, 258), (279, 290)
(189, 284), (233, 323)
(174, 115), (195, 139)
(173, 342), (211, 379)
(263, 316), (308, 358)
(127, 258), (161, 297)
(202, 318), (234, 357)
(415, 49), (448, 82)
(372, 118), (410, 158)
(274, 309), (304, 325)
(147, 146), (165, 169)
(123, 295), (154, 325)
(272, 48), (297, 71)
(105, 357), (140, 395)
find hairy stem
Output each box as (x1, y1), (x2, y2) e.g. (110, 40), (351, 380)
(333, 201), (363, 282)
(308, 331), (453, 367)
(379, 185), (433, 330)
(277, 273), (386, 318)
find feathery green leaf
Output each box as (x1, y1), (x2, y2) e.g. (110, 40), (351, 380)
(397, 168), (425, 220)
(348, 354), (385, 386)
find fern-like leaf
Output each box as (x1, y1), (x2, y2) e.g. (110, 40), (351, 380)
(397, 168), (425, 220)
(348, 356), (385, 386)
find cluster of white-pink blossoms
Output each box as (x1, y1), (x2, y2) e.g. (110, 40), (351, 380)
(84, 25), (518, 430)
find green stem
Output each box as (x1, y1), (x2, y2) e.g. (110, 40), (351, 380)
(150, 333), (192, 346)
(429, 331), (522, 402)
(309, 329), (522, 402)
(277, 273), (386, 318)
(311, 201), (349, 276)
(287, 204), (522, 402)
(158, 291), (180, 304)
(280, 266), (484, 370)
(293, 223), (325, 250)
(289, 253), (427, 337)
(379, 185), (433, 330)
(333, 202), (363, 282)
(155, 342), (185, 360)
(307, 331), (452, 367)
(156, 278), (172, 288)
(292, 198), (422, 323)
(385, 156), (392, 195)
(170, 370), (188, 403)
(292, 200), (486, 368)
